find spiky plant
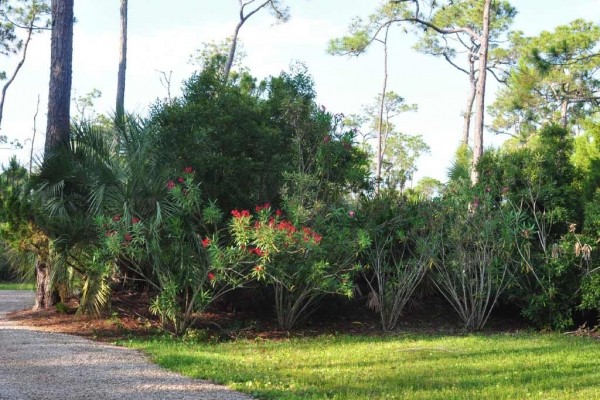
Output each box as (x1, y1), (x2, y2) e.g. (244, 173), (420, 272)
(29, 116), (172, 315)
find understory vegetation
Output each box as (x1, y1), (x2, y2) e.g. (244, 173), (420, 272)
(1, 22), (599, 336)
(1, 58), (599, 335)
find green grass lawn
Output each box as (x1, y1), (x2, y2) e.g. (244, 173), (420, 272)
(0, 282), (34, 290)
(127, 333), (600, 399)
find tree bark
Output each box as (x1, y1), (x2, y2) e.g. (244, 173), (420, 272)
(375, 26), (390, 195)
(37, 0), (74, 310)
(224, 22), (242, 81)
(470, 0), (491, 185)
(560, 99), (568, 128)
(0, 18), (35, 130)
(462, 59), (477, 146)
(33, 260), (57, 310)
(45, 0), (74, 154)
(116, 0), (127, 121)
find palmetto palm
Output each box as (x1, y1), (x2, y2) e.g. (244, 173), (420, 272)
(32, 117), (171, 315)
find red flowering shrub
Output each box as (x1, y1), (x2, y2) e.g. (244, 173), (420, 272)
(228, 204), (359, 329)
(97, 167), (248, 336)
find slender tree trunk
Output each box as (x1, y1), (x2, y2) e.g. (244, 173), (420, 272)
(560, 99), (568, 128)
(375, 26), (390, 195)
(462, 61), (477, 146)
(30, 94), (40, 175)
(45, 0), (74, 154)
(116, 0), (128, 122)
(224, 22), (243, 81)
(0, 19), (35, 130)
(470, 0), (491, 185)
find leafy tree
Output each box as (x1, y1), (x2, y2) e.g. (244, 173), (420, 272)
(382, 131), (429, 193)
(572, 117), (600, 199)
(330, 0), (497, 183)
(411, 176), (443, 199)
(149, 63), (369, 212)
(490, 20), (600, 139)
(412, 0), (516, 145)
(360, 91), (419, 193)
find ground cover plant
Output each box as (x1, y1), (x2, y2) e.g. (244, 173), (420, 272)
(128, 333), (600, 400)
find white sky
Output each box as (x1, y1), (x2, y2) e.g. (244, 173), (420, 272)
(1, 0), (599, 182)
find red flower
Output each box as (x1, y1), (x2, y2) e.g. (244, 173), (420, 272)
(253, 265), (263, 272)
(183, 166), (193, 174)
(255, 205), (262, 212)
(250, 247), (265, 257)
(167, 180), (176, 190)
(348, 210), (355, 218)
(124, 233), (132, 242)
(231, 209), (251, 218)
(112, 215), (121, 222)
(313, 234), (323, 244)
(275, 209), (282, 217)
(178, 176), (185, 184)
(263, 202), (271, 210)
(201, 237), (211, 248)
(131, 217), (140, 224)
(207, 272), (216, 281)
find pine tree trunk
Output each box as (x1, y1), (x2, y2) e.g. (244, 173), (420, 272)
(45, 0), (74, 154)
(116, 0), (127, 121)
(560, 100), (568, 128)
(224, 22), (242, 81)
(462, 62), (477, 146)
(470, 0), (491, 185)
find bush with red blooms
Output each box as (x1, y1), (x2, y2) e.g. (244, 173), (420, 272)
(226, 203), (361, 330)
(96, 166), (249, 336)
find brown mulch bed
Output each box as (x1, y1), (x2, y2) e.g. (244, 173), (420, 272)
(7, 291), (534, 342)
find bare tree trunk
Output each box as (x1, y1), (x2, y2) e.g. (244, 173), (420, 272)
(224, 22), (242, 81)
(45, 0), (74, 154)
(462, 62), (477, 146)
(560, 99), (568, 128)
(470, 0), (491, 185)
(30, 94), (40, 175)
(0, 19), (35, 130)
(116, 0), (128, 122)
(224, 1), (277, 81)
(375, 26), (390, 195)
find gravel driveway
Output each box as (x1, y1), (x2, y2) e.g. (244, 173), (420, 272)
(0, 290), (252, 400)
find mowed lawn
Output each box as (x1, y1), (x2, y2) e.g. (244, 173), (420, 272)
(0, 282), (35, 290)
(128, 333), (600, 399)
